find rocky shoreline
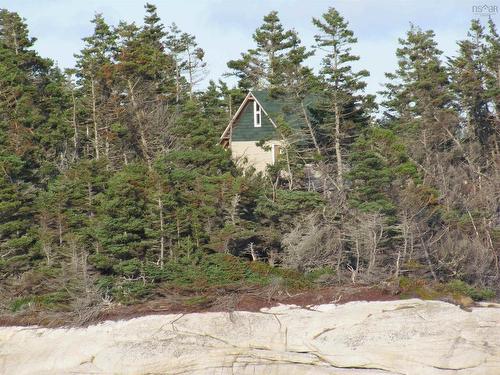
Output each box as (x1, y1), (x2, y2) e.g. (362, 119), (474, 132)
(1, 299), (499, 375)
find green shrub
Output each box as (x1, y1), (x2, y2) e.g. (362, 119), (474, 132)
(113, 259), (142, 277)
(95, 275), (115, 292)
(88, 253), (115, 273)
(269, 267), (312, 290)
(446, 280), (495, 301)
(200, 253), (248, 285)
(9, 290), (71, 312)
(398, 277), (496, 302)
(149, 253), (313, 292)
(305, 266), (336, 282)
(9, 296), (35, 312)
(85, 253), (317, 305)
(38, 291), (71, 310)
(184, 295), (212, 307)
(111, 281), (152, 305)
(397, 277), (441, 300)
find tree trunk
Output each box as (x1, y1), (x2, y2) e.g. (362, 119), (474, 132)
(58, 215), (63, 246)
(300, 99), (322, 156)
(12, 29), (19, 55)
(285, 145), (293, 190)
(127, 79), (152, 169)
(333, 100), (343, 190)
(71, 89), (78, 160)
(175, 59), (181, 104)
(187, 46), (193, 100)
(91, 79), (100, 160)
(158, 196), (165, 269)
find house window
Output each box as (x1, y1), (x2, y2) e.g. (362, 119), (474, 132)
(253, 101), (261, 127)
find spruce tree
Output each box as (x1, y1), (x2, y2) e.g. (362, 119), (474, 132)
(0, 167), (37, 267)
(199, 80), (232, 133)
(0, 9), (34, 54)
(227, 11), (296, 92)
(381, 24), (457, 169)
(312, 7), (374, 190)
(449, 20), (490, 144)
(93, 163), (153, 274)
(113, 6), (174, 167)
(0, 9), (71, 271)
(165, 23), (206, 101)
(484, 18), (500, 119)
(74, 13), (117, 161)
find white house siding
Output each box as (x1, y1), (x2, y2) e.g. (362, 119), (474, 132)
(231, 140), (281, 173)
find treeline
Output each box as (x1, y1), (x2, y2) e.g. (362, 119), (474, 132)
(0, 5), (499, 312)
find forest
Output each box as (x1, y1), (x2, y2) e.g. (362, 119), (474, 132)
(0, 4), (499, 323)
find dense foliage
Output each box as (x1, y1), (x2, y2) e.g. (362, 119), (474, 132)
(0, 5), (498, 317)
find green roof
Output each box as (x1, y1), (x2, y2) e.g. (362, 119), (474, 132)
(220, 89), (317, 144)
(251, 90), (309, 132)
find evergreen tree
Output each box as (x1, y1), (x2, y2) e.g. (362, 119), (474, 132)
(1, 9), (71, 182)
(381, 24), (457, 169)
(93, 163), (153, 274)
(75, 13), (117, 161)
(0, 166), (37, 267)
(313, 7), (375, 190)
(227, 11), (296, 92)
(152, 99), (236, 259)
(142, 3), (165, 48)
(165, 23), (206, 101)
(348, 128), (418, 214)
(199, 80), (232, 133)
(277, 32), (323, 157)
(0, 9), (34, 54)
(52, 159), (109, 254)
(484, 19), (500, 121)
(449, 20), (491, 145)
(1, 6), (498, 315)
(447, 18), (499, 153)
(114, 6), (174, 167)
(0, 9), (71, 271)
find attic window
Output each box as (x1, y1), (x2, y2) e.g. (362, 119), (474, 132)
(253, 101), (261, 127)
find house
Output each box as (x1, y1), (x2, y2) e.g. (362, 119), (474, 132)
(219, 90), (309, 172)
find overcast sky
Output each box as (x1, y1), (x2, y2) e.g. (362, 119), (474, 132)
(2, 0), (498, 96)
